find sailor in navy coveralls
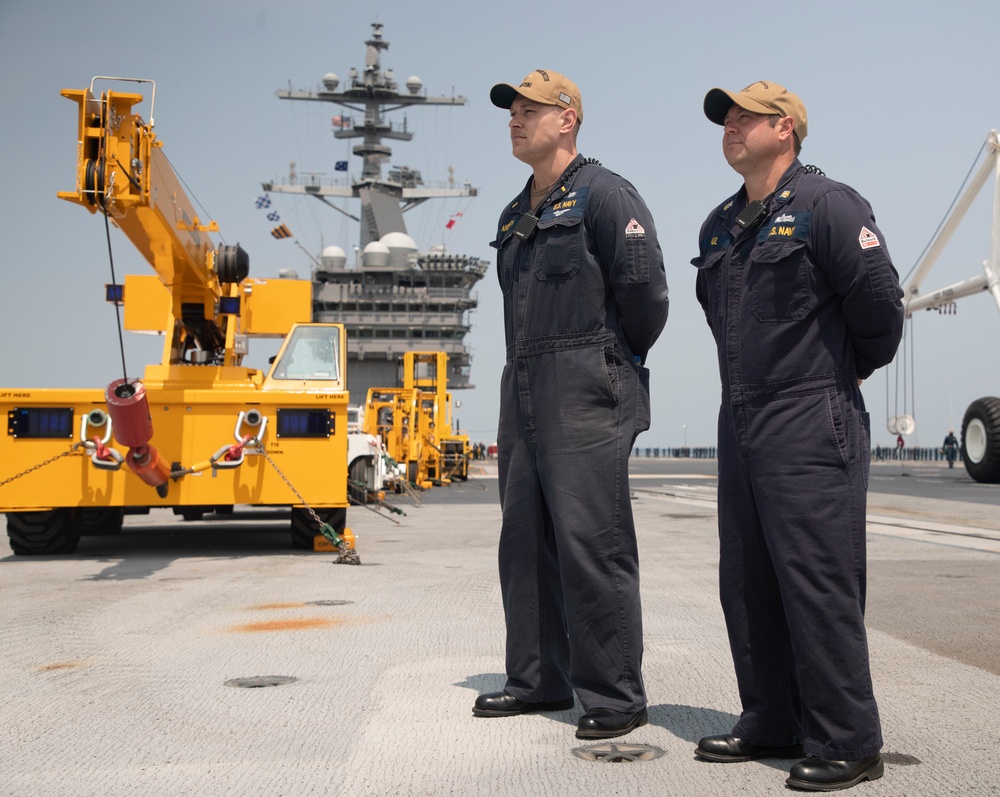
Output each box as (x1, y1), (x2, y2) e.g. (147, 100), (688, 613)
(691, 81), (904, 791)
(472, 69), (668, 741)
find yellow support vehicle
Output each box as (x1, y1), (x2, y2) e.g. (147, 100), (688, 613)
(406, 352), (470, 485)
(363, 351), (469, 489)
(0, 79), (351, 554)
(364, 386), (423, 488)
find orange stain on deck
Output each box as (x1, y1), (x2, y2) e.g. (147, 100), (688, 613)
(38, 661), (86, 671)
(232, 617), (345, 633)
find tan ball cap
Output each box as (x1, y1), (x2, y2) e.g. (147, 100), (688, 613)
(704, 80), (807, 142)
(490, 69), (583, 123)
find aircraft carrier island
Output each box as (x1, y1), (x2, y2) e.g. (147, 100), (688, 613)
(262, 22), (488, 405)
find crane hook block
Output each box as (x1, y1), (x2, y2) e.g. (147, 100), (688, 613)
(125, 443), (171, 495)
(105, 378), (154, 448)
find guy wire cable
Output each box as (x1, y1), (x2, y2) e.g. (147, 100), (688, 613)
(900, 138), (988, 287)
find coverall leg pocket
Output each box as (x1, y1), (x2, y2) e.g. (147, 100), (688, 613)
(635, 366), (651, 437)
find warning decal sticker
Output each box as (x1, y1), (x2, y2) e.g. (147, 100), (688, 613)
(625, 218), (646, 238)
(859, 226), (881, 249)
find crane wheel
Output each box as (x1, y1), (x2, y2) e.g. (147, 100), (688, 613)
(75, 507), (124, 536)
(961, 396), (1000, 483)
(5, 509), (81, 555)
(291, 506), (346, 549)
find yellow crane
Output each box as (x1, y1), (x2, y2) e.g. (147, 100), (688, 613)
(1, 78), (352, 554)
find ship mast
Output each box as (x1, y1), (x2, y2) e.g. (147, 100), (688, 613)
(262, 22), (477, 248)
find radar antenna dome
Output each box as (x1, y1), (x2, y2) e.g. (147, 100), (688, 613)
(323, 73), (339, 91)
(380, 232), (418, 250)
(320, 245), (348, 270)
(406, 76), (423, 95)
(362, 240), (391, 267)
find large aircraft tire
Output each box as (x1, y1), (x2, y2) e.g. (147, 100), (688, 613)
(6, 509), (81, 555)
(961, 396), (1000, 484)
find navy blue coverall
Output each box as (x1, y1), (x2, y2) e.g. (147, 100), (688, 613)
(490, 154), (669, 712)
(692, 161), (904, 759)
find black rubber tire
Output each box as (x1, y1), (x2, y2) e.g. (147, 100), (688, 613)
(172, 506), (208, 521)
(961, 396), (1000, 484)
(348, 457), (372, 505)
(290, 506), (347, 549)
(6, 509), (81, 555)
(74, 507), (124, 536)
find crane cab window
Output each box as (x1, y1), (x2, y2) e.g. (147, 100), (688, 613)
(270, 326), (342, 381)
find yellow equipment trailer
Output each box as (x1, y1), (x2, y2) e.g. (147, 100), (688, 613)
(0, 79), (350, 554)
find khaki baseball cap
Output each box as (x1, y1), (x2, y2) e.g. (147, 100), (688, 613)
(704, 80), (807, 142)
(490, 69), (584, 122)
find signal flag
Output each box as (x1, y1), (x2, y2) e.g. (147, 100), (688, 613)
(255, 195), (272, 209)
(445, 212), (463, 230)
(335, 161), (348, 171)
(271, 224), (292, 239)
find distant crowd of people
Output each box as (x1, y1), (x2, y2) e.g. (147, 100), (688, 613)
(467, 442), (497, 461)
(630, 439), (963, 464)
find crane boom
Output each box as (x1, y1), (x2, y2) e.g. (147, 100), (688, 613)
(903, 129), (1000, 318)
(57, 81), (249, 365)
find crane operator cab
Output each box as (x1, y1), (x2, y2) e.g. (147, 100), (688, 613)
(266, 324), (344, 384)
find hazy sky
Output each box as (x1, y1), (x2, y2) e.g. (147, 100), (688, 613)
(2, 0), (998, 451)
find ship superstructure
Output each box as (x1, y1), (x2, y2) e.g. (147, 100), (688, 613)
(262, 22), (487, 402)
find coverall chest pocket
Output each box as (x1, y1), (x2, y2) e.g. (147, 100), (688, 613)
(692, 249), (726, 327)
(533, 215), (581, 281)
(492, 228), (516, 296)
(749, 240), (811, 322)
